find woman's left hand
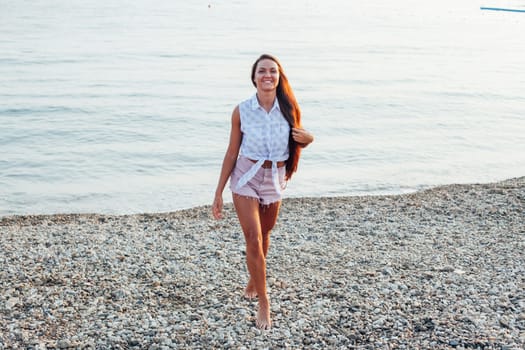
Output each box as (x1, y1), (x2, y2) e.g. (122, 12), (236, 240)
(292, 128), (314, 147)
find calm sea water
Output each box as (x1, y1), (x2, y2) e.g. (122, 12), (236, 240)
(1, 0), (524, 216)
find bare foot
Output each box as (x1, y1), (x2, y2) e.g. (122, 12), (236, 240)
(244, 279), (258, 299)
(256, 299), (271, 330)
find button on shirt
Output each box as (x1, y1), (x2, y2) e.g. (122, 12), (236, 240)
(235, 94), (290, 193)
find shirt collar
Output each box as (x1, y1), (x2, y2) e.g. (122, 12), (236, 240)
(251, 94), (280, 112)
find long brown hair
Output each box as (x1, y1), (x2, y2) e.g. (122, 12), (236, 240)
(251, 54), (302, 180)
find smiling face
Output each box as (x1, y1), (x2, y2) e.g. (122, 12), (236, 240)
(253, 59), (280, 92)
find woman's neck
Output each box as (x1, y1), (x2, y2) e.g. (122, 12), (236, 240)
(256, 91), (277, 113)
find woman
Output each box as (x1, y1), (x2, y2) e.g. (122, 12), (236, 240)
(212, 54), (314, 330)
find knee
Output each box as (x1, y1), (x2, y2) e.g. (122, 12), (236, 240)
(260, 225), (272, 236)
(245, 235), (262, 256)
(261, 225), (274, 237)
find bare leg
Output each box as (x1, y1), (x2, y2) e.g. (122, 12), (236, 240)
(260, 201), (281, 257)
(244, 278), (258, 299)
(245, 201), (282, 299)
(233, 195), (277, 330)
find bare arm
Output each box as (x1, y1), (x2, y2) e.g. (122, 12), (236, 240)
(212, 106), (242, 219)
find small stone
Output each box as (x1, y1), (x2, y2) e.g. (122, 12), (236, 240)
(499, 316), (512, 329)
(56, 340), (71, 349)
(128, 339), (141, 346)
(6, 297), (19, 309)
(382, 267), (394, 276)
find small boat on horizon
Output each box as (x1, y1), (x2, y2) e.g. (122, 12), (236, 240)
(480, 6), (525, 12)
(480, 0), (525, 12)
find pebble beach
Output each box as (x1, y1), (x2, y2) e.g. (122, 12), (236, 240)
(1, 177), (524, 349)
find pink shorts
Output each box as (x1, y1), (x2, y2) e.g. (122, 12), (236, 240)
(230, 156), (286, 205)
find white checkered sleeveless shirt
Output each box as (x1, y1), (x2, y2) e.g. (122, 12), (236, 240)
(235, 94), (290, 193)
